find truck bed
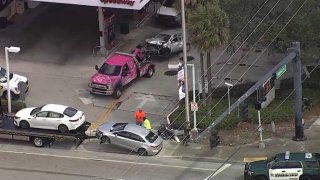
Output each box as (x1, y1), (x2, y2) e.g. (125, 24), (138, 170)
(0, 116), (91, 141)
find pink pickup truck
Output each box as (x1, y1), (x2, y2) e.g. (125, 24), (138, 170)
(89, 52), (155, 99)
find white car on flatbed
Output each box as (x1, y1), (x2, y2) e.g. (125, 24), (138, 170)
(14, 104), (86, 133)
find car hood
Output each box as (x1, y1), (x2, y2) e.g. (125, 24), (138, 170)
(15, 107), (35, 118)
(247, 160), (268, 171)
(145, 37), (165, 46)
(97, 123), (113, 133)
(0, 73), (28, 88)
(90, 73), (118, 85)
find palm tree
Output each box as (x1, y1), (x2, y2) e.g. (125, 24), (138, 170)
(187, 1), (230, 101)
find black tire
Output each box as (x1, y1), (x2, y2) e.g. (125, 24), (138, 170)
(300, 175), (312, 180)
(2, 91), (18, 100)
(161, 48), (170, 57)
(145, 67), (154, 78)
(31, 137), (47, 147)
(253, 176), (267, 180)
(19, 120), (30, 129)
(112, 86), (122, 99)
(100, 136), (110, 144)
(137, 148), (147, 156)
(58, 124), (69, 133)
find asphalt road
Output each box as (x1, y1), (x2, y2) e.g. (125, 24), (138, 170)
(0, 145), (242, 180)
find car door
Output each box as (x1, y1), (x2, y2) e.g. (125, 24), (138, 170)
(112, 131), (131, 149)
(170, 34), (183, 53)
(127, 132), (146, 151)
(120, 64), (132, 86)
(269, 161), (302, 180)
(47, 111), (64, 130)
(33, 111), (49, 129)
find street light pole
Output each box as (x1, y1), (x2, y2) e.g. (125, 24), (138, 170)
(181, 0), (190, 127)
(4, 46), (20, 113)
(187, 64), (196, 130)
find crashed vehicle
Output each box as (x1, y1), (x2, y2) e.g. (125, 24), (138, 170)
(145, 29), (189, 57)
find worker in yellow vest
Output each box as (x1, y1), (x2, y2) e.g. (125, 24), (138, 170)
(143, 117), (152, 130)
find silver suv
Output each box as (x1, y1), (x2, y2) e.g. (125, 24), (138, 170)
(145, 29), (189, 57)
(96, 123), (163, 156)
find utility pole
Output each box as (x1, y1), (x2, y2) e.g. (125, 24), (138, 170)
(290, 42), (305, 141)
(181, 0), (190, 128)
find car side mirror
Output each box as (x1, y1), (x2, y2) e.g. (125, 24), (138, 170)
(95, 65), (99, 71)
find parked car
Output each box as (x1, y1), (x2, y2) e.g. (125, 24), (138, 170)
(88, 52), (155, 99)
(145, 29), (189, 57)
(0, 67), (29, 99)
(96, 122), (163, 156)
(14, 104), (86, 133)
(155, 0), (181, 26)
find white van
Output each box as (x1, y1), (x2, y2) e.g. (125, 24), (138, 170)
(156, 0), (181, 26)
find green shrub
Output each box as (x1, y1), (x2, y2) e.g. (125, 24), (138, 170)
(0, 99), (27, 113)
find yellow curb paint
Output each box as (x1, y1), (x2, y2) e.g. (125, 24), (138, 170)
(88, 101), (118, 131)
(243, 156), (267, 163)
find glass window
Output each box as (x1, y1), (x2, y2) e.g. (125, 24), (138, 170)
(98, 63), (121, 76)
(63, 107), (78, 117)
(287, 162), (302, 168)
(145, 131), (158, 143)
(116, 131), (130, 139)
(272, 161), (287, 169)
(31, 106), (44, 115)
(129, 133), (145, 142)
(48, 112), (63, 118)
(155, 34), (171, 42)
(304, 161), (319, 168)
(171, 35), (178, 42)
(36, 111), (48, 118)
(111, 123), (128, 132)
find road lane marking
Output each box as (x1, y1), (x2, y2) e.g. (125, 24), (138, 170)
(0, 150), (214, 171)
(204, 163), (232, 180)
(88, 100), (118, 131)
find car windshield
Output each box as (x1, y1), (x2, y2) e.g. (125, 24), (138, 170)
(110, 123), (128, 132)
(98, 63), (121, 76)
(63, 107), (78, 117)
(162, 0), (175, 7)
(0, 68), (13, 82)
(155, 34), (171, 42)
(267, 157), (278, 167)
(145, 131), (158, 143)
(30, 105), (44, 115)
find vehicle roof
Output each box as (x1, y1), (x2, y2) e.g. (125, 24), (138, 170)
(41, 104), (68, 114)
(124, 124), (150, 137)
(275, 152), (320, 161)
(105, 53), (133, 66)
(159, 29), (182, 35)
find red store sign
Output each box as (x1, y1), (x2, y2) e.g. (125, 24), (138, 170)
(100, 0), (135, 6)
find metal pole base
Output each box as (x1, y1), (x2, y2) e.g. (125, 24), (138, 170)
(292, 136), (307, 141)
(259, 142), (265, 149)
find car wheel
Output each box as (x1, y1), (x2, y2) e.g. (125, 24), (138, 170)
(137, 148), (147, 156)
(300, 175), (312, 180)
(100, 136), (110, 144)
(58, 124), (69, 133)
(145, 67), (154, 78)
(161, 48), (170, 57)
(19, 120), (30, 129)
(112, 86), (122, 99)
(31, 137), (47, 147)
(253, 176), (267, 180)
(2, 91), (18, 100)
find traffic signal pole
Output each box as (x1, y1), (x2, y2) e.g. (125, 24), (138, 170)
(290, 42), (305, 141)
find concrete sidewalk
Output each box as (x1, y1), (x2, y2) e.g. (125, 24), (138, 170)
(159, 116), (320, 163)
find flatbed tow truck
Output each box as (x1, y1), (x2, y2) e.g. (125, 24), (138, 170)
(0, 115), (91, 147)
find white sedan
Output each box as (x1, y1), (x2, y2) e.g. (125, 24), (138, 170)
(14, 104), (86, 133)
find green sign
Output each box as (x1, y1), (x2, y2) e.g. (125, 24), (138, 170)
(276, 64), (287, 79)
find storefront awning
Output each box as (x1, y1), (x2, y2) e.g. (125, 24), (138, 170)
(30, 0), (150, 10)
